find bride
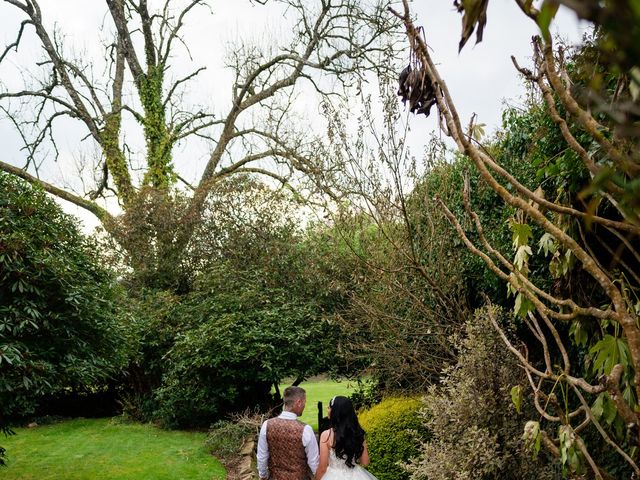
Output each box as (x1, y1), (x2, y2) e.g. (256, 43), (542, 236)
(316, 396), (377, 480)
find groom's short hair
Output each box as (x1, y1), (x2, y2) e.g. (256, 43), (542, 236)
(283, 386), (306, 408)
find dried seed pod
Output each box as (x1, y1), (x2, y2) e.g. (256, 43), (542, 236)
(397, 65), (412, 98)
(397, 59), (437, 118)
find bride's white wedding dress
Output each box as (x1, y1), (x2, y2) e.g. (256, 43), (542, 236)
(321, 449), (378, 480)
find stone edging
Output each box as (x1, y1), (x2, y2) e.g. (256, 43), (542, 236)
(225, 436), (257, 480)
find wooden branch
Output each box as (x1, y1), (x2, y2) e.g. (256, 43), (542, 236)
(106, 0), (145, 83)
(211, 149), (297, 179)
(441, 191), (610, 326)
(605, 364), (638, 427)
(525, 312), (553, 373)
(176, 174), (194, 191)
(159, 0), (203, 66)
(59, 58), (107, 118)
(0, 19), (32, 63)
(483, 300), (604, 394)
(451, 181), (612, 322)
(163, 66), (206, 108)
(198, 2), (332, 185)
(400, 8), (640, 400)
(572, 384), (640, 475)
(400, 13), (639, 234)
(540, 38), (640, 177)
(231, 167), (293, 188)
(539, 431), (560, 457)
(172, 112), (222, 140)
(102, 35), (134, 205)
(138, 0), (156, 68)
(0, 90), (80, 116)
(0, 160), (111, 221)
(3, 0), (103, 146)
(89, 160), (109, 200)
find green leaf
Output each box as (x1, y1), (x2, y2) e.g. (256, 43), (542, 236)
(513, 292), (534, 318)
(589, 335), (625, 375)
(623, 385), (634, 406)
(514, 245), (532, 275)
(514, 292), (522, 316)
(457, 0), (490, 52)
(509, 220), (533, 249)
(511, 385), (523, 413)
(618, 338), (631, 367)
(471, 122), (486, 141)
(522, 420), (541, 458)
(537, 0), (559, 42)
(592, 392), (605, 419)
(538, 232), (556, 257)
(602, 395), (617, 425)
(569, 321), (588, 347)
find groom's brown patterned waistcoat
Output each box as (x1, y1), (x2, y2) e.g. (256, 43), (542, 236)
(266, 418), (311, 480)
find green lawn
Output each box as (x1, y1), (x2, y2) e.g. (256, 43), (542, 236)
(282, 377), (359, 430)
(1, 378), (356, 478)
(1, 418), (225, 480)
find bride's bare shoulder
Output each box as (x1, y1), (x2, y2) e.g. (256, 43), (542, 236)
(320, 428), (334, 444)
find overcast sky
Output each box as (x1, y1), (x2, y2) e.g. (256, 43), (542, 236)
(0, 0), (589, 231)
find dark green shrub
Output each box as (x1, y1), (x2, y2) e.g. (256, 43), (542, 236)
(153, 264), (337, 428)
(108, 178), (353, 427)
(358, 396), (425, 480)
(118, 289), (182, 422)
(0, 172), (125, 414)
(0, 172), (125, 461)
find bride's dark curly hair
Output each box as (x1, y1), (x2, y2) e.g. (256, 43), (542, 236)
(330, 396), (365, 468)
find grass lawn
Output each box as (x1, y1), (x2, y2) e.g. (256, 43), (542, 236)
(281, 377), (359, 430)
(1, 418), (225, 480)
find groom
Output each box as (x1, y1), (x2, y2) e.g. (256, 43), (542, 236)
(257, 386), (319, 480)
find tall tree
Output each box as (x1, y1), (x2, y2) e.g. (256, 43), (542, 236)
(0, 0), (398, 285)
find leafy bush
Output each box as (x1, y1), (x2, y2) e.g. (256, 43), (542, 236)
(358, 396), (425, 480)
(117, 289), (182, 422)
(408, 308), (558, 480)
(106, 178), (353, 427)
(333, 137), (542, 391)
(153, 264), (337, 428)
(0, 173), (125, 460)
(0, 173), (125, 413)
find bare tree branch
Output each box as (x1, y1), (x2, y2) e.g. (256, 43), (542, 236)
(0, 18), (32, 63)
(0, 159), (111, 221)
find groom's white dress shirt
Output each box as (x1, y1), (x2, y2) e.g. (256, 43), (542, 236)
(257, 411), (319, 479)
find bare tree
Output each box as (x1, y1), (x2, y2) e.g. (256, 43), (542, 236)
(391, 0), (639, 476)
(0, 0), (398, 234)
